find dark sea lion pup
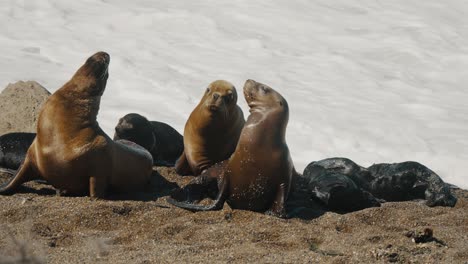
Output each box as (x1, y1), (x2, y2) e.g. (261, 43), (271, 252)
(302, 159), (380, 212)
(114, 113), (183, 166)
(0, 52), (153, 197)
(306, 172), (381, 212)
(168, 80), (295, 217)
(303, 157), (374, 190)
(175, 80), (245, 176)
(368, 161), (457, 207)
(303, 157), (457, 209)
(0, 132), (36, 172)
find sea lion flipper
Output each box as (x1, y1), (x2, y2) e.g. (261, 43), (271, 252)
(266, 183), (288, 218)
(167, 173), (228, 212)
(0, 168), (16, 175)
(175, 151), (192, 176)
(0, 158), (36, 195)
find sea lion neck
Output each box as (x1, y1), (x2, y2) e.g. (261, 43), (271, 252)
(55, 59), (108, 122)
(244, 106), (288, 146)
(54, 82), (102, 128)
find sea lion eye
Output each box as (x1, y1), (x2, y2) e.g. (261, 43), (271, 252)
(206, 88), (210, 93)
(224, 93), (233, 102)
(261, 86), (268, 93)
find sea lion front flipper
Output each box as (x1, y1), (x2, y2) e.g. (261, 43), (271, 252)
(167, 175), (228, 212)
(175, 151), (192, 176)
(167, 162), (229, 211)
(0, 156), (37, 195)
(266, 183), (288, 218)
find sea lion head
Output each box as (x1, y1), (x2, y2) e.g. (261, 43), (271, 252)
(243, 79), (288, 114)
(114, 113), (156, 152)
(201, 80), (238, 115)
(72, 51), (110, 96)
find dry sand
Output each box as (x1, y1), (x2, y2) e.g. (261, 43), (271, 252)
(0, 167), (466, 264)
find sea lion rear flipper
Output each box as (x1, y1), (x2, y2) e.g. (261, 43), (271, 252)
(0, 158), (37, 195)
(266, 183), (288, 218)
(175, 151), (192, 176)
(167, 168), (228, 212)
(0, 168), (16, 175)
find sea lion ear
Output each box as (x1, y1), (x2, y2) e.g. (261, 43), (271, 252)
(279, 100), (283, 106)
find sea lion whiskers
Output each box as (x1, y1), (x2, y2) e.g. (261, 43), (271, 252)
(99, 66), (108, 80)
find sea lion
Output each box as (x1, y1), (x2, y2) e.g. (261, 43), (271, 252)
(175, 80), (245, 176)
(0, 52), (153, 197)
(168, 79), (295, 217)
(114, 113), (184, 166)
(303, 157), (374, 190)
(302, 157), (457, 208)
(302, 163), (380, 212)
(0, 132), (35, 171)
(368, 161), (457, 207)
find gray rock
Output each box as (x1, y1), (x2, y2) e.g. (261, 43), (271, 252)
(0, 81), (50, 135)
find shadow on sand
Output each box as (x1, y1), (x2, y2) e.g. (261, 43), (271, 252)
(0, 169), (179, 203)
(1, 169), (374, 221)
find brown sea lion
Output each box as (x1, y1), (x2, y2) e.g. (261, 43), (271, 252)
(168, 79), (295, 217)
(0, 52), (153, 197)
(175, 80), (245, 176)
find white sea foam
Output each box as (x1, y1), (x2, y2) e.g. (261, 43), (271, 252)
(0, 0), (467, 188)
